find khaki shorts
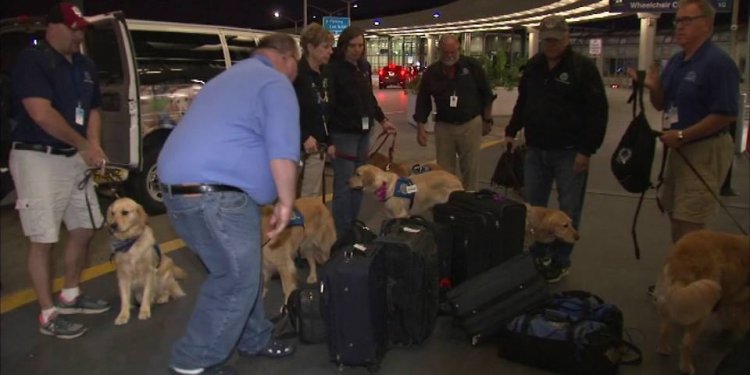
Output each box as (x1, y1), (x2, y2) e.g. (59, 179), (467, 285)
(659, 133), (733, 224)
(9, 149), (102, 243)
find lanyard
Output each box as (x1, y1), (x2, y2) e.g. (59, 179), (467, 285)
(70, 59), (83, 104)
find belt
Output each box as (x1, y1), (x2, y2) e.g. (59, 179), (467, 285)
(160, 183), (243, 195)
(12, 142), (77, 157)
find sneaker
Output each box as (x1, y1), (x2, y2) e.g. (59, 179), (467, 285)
(39, 313), (87, 339)
(533, 256), (569, 284)
(544, 266), (570, 284)
(56, 294), (111, 314)
(169, 365), (236, 375)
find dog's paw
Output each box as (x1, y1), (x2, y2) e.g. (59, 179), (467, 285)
(156, 295), (170, 304)
(115, 312), (130, 325)
(138, 308), (151, 320)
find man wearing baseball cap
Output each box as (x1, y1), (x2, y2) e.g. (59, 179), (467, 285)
(505, 15), (609, 283)
(9, 1), (109, 339)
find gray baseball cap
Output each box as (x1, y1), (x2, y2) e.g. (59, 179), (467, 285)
(539, 15), (569, 40)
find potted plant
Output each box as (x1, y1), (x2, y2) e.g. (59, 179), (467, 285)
(483, 53), (526, 116)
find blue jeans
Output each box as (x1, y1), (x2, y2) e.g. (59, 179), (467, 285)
(330, 132), (370, 238)
(162, 191), (272, 369)
(524, 148), (588, 268)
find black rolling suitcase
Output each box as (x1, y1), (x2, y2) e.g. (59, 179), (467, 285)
(287, 283), (326, 344)
(380, 215), (452, 300)
(378, 216), (439, 345)
(446, 253), (548, 345)
(322, 243), (387, 371)
(434, 190), (526, 286)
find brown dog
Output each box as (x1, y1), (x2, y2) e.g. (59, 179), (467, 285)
(349, 164), (463, 218)
(107, 198), (186, 325)
(260, 196), (336, 302)
(654, 230), (750, 375)
(524, 203), (580, 247)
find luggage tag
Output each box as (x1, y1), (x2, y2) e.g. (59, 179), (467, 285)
(75, 102), (85, 126)
(361, 116), (370, 131)
(449, 92), (458, 108)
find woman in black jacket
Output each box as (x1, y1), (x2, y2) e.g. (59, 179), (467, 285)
(327, 26), (396, 237)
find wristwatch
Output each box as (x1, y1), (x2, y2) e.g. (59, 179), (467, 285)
(677, 130), (684, 142)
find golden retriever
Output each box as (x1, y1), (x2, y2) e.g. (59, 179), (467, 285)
(349, 164), (463, 218)
(524, 203), (580, 247)
(654, 230), (750, 375)
(368, 152), (443, 177)
(260, 196), (336, 303)
(107, 198), (186, 325)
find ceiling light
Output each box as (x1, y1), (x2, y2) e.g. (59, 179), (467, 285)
(353, 4), (359, 8)
(432, 11), (441, 18)
(273, 11), (280, 18)
(373, 18), (381, 26)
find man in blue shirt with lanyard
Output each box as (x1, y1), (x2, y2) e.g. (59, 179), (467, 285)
(158, 34), (300, 375)
(9, 2), (110, 340)
(642, 0), (737, 258)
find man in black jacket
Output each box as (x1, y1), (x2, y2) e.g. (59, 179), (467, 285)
(414, 34), (495, 191)
(505, 15), (608, 283)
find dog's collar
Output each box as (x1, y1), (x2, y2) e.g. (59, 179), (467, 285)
(111, 237), (137, 253)
(288, 207), (304, 227)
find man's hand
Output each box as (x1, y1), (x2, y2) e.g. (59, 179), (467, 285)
(381, 119), (397, 134)
(659, 130), (683, 149)
(417, 125), (428, 147)
(266, 202), (293, 240)
(627, 63), (660, 91)
(504, 136), (516, 151)
(573, 153), (590, 174)
(303, 136), (318, 154)
(81, 142), (108, 168)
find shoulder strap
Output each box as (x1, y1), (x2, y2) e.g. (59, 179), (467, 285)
(627, 70), (646, 117)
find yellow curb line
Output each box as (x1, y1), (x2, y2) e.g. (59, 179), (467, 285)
(0, 239), (185, 314)
(0, 138), (506, 314)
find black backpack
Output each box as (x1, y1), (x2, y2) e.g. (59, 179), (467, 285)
(610, 71), (658, 194)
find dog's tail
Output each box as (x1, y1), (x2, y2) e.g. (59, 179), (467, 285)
(172, 265), (188, 280)
(665, 279), (722, 325)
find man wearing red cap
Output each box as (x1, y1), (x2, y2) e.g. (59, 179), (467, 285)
(9, 2), (109, 339)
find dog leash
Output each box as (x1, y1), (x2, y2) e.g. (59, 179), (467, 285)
(368, 130), (397, 166)
(77, 162), (128, 230)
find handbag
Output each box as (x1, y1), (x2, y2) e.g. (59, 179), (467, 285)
(491, 143), (526, 196)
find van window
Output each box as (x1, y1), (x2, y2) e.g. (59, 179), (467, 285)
(225, 35), (257, 64)
(131, 30), (224, 129)
(84, 27), (124, 85)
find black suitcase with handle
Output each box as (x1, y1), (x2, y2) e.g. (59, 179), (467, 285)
(287, 283), (326, 344)
(446, 253), (548, 345)
(322, 243), (387, 371)
(434, 190), (526, 286)
(378, 216), (439, 345)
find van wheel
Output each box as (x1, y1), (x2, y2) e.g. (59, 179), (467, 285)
(126, 145), (165, 215)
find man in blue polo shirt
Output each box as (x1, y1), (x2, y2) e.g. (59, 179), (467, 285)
(158, 33), (300, 375)
(642, 0), (737, 272)
(9, 2), (110, 340)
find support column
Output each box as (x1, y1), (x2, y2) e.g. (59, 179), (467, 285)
(387, 36), (393, 64)
(527, 27), (539, 59)
(425, 35), (434, 64)
(637, 13), (659, 70)
(463, 32), (472, 53)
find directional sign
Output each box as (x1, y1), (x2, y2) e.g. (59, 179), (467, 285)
(322, 16), (350, 36)
(609, 0), (732, 13)
(589, 38), (602, 56)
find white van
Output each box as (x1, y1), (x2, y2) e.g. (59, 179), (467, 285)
(0, 12), (297, 214)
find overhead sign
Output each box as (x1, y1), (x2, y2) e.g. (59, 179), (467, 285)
(322, 16), (350, 35)
(609, 0), (732, 13)
(589, 38), (602, 56)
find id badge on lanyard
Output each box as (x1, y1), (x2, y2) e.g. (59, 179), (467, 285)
(75, 102), (84, 126)
(449, 91), (458, 108)
(72, 64), (85, 126)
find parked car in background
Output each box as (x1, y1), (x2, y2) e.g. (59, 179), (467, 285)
(378, 63), (407, 89)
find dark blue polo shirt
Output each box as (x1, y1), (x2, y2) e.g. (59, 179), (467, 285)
(11, 41), (102, 148)
(661, 41), (739, 133)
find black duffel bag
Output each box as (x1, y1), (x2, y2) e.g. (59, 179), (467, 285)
(498, 290), (642, 375)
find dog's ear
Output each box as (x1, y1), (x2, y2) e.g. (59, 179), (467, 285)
(136, 203), (148, 227)
(361, 168), (376, 188)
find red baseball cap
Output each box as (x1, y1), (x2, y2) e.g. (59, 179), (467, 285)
(47, 2), (90, 30)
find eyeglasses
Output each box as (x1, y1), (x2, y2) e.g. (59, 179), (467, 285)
(673, 15), (706, 26)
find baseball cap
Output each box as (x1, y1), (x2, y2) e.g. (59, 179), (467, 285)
(47, 2), (90, 30)
(539, 15), (568, 40)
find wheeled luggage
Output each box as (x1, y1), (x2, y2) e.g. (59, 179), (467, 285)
(434, 190), (526, 286)
(286, 283), (326, 344)
(446, 253), (548, 345)
(378, 216), (439, 345)
(322, 243), (387, 371)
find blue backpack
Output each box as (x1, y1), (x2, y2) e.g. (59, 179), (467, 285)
(499, 291), (641, 375)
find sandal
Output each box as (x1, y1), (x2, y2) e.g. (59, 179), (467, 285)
(239, 339), (296, 359)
